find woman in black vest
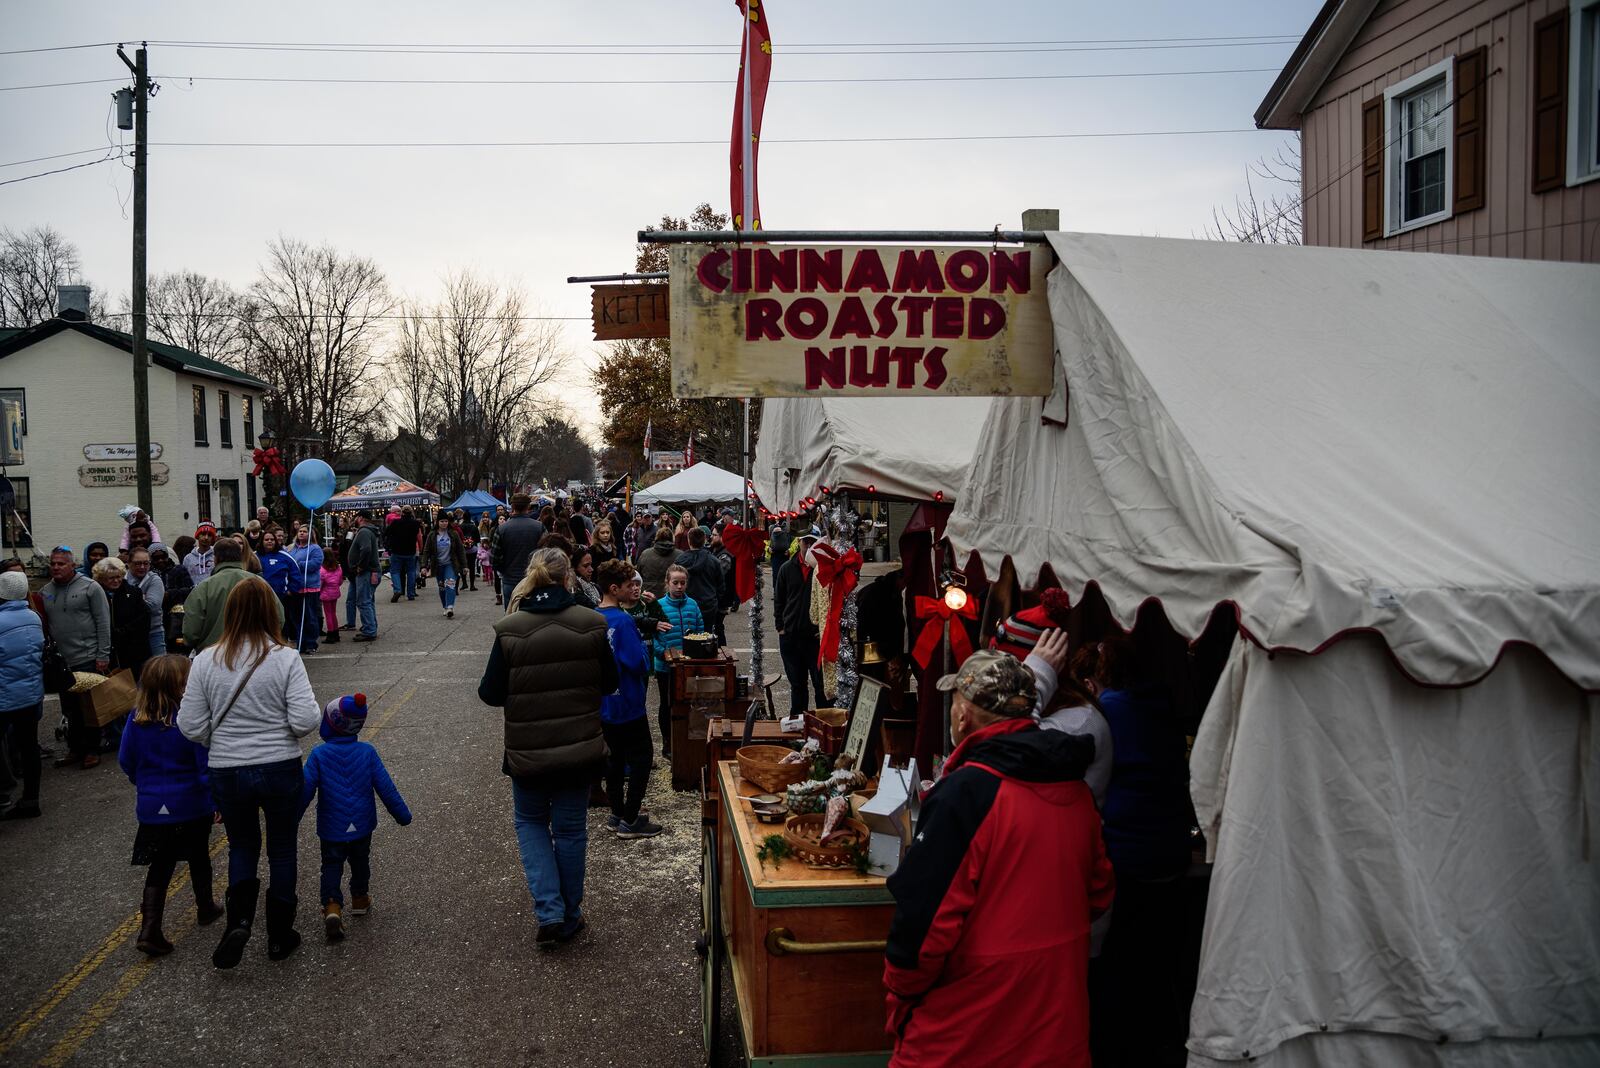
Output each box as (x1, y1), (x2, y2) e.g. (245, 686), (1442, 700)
(477, 548), (617, 946)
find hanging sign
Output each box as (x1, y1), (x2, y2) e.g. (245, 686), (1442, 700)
(649, 450), (686, 472)
(0, 399), (22, 466)
(84, 443), (164, 461)
(668, 243), (1053, 398)
(591, 283), (670, 341)
(79, 462), (171, 488)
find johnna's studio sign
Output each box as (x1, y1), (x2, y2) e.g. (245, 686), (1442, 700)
(668, 244), (1052, 398)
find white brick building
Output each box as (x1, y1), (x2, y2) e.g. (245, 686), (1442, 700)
(0, 315), (269, 559)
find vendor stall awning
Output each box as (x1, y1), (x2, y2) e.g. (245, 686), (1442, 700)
(753, 396), (989, 511)
(633, 461), (749, 506)
(444, 489), (501, 515)
(328, 464), (440, 512)
(949, 232), (1600, 691)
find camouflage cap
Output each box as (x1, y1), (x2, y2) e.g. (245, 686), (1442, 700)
(936, 650), (1037, 718)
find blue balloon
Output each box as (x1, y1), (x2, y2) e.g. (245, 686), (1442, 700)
(289, 458), (337, 510)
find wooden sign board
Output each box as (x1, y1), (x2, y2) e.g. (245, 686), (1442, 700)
(79, 462), (170, 488)
(84, 442), (164, 461)
(591, 283), (669, 341)
(668, 243), (1053, 398)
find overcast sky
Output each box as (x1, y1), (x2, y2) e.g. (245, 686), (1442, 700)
(1, 0), (1316, 437)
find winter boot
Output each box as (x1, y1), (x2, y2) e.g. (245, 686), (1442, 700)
(323, 900), (344, 941)
(135, 885), (174, 956)
(212, 878), (259, 969)
(349, 894), (371, 916)
(193, 867), (224, 926)
(265, 893), (301, 961)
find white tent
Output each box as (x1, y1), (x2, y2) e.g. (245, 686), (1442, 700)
(753, 396), (990, 510)
(949, 233), (1600, 1067)
(632, 461), (748, 506)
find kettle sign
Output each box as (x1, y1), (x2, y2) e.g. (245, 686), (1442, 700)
(668, 243), (1053, 398)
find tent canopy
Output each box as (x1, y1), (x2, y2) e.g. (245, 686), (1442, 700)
(327, 464), (439, 512)
(445, 489), (501, 516)
(633, 461), (748, 506)
(754, 397), (989, 511)
(950, 232), (1600, 691)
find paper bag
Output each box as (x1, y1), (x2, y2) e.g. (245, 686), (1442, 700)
(82, 668), (138, 728)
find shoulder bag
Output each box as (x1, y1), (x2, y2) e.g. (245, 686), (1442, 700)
(200, 649), (270, 748)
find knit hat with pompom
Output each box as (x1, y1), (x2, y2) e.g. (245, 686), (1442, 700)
(989, 588), (1073, 659)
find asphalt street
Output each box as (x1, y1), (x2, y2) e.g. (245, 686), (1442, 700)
(0, 576), (774, 1067)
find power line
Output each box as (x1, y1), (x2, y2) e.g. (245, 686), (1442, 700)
(146, 40), (1296, 58)
(143, 33), (1302, 48)
(0, 153), (121, 188)
(0, 146), (119, 170)
(0, 42), (117, 56)
(0, 77), (127, 92)
(147, 128), (1262, 151)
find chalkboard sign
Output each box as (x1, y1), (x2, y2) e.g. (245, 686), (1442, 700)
(843, 676), (886, 770)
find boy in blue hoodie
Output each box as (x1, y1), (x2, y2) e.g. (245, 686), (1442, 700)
(301, 694), (412, 941)
(596, 560), (661, 839)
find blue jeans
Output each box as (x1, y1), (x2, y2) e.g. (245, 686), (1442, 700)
(436, 562), (457, 609)
(349, 572), (377, 636)
(345, 575), (359, 627)
(286, 592), (320, 652)
(320, 834), (371, 905)
(389, 554), (417, 598)
(502, 579), (518, 611)
(210, 757), (303, 899)
(510, 777), (588, 929)
(148, 628), (166, 658)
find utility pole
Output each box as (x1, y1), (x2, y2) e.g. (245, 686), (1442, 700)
(117, 43), (153, 516)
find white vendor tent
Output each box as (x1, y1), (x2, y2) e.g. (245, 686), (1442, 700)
(754, 396), (990, 510)
(632, 461), (748, 507)
(949, 233), (1600, 1067)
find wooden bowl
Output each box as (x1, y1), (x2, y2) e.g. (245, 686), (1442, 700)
(783, 814), (869, 869)
(737, 744), (810, 795)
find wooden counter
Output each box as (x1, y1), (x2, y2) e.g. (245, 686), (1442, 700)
(716, 760), (892, 1065)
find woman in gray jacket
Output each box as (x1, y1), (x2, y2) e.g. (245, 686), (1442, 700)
(178, 577), (320, 969)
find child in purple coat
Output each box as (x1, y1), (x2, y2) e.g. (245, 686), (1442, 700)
(118, 654), (223, 956)
(301, 694), (411, 941)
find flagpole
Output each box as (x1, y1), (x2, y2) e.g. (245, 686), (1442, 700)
(741, 1), (755, 230)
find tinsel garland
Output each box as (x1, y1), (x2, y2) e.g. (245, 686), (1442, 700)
(748, 566), (766, 714)
(831, 500), (862, 713)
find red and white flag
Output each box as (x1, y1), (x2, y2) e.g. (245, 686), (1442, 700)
(685, 432), (696, 467)
(642, 417), (652, 460)
(730, 0), (772, 231)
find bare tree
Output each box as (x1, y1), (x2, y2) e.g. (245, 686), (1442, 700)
(420, 270), (568, 492)
(1208, 139), (1303, 245)
(109, 270), (249, 364)
(0, 224), (92, 326)
(241, 236), (393, 459)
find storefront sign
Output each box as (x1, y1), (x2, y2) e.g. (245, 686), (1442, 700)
(668, 243), (1053, 397)
(649, 450), (686, 472)
(83, 442), (164, 461)
(79, 462), (170, 488)
(591, 283), (669, 341)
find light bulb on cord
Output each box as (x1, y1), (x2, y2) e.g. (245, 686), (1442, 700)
(943, 586), (968, 611)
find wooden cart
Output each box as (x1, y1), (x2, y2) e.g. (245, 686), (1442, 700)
(699, 760), (893, 1067)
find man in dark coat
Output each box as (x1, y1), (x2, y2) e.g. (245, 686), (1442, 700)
(490, 494), (547, 609)
(674, 527), (724, 641)
(773, 534), (824, 715)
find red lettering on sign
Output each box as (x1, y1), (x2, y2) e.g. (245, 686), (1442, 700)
(872, 295), (899, 337)
(829, 297), (875, 339)
(890, 347), (921, 389)
(697, 250), (731, 293)
(991, 250), (1030, 294)
(805, 346), (847, 389)
(849, 346), (891, 388)
(746, 299), (783, 341)
(733, 249), (754, 293)
(923, 346), (948, 390)
(945, 249), (987, 294)
(800, 249), (843, 293)
(892, 250), (945, 293)
(754, 248), (797, 292)
(969, 298), (1004, 340)
(931, 297), (965, 338)
(785, 298), (828, 340)
(844, 250), (890, 293)
(899, 296), (933, 338)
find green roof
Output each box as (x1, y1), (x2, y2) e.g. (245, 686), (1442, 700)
(0, 319), (268, 390)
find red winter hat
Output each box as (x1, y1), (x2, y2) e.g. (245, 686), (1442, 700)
(989, 589), (1072, 659)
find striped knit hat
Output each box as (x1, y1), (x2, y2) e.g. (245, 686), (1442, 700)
(323, 694), (369, 736)
(990, 589), (1073, 659)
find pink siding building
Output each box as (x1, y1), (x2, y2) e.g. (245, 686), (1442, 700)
(1258, 0), (1600, 261)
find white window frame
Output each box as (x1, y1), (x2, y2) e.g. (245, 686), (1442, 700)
(1569, 0), (1600, 186)
(1383, 57), (1455, 236)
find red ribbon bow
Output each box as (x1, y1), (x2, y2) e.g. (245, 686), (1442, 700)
(911, 594), (978, 671)
(810, 543), (862, 665)
(251, 446), (286, 478)
(719, 524), (768, 603)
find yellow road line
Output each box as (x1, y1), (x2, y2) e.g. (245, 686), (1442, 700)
(7, 682), (419, 1064)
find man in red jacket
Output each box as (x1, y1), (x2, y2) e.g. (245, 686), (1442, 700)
(883, 650), (1114, 1068)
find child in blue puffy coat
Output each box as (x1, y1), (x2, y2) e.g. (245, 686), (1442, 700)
(301, 693), (411, 942)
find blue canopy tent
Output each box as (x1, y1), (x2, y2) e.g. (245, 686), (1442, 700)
(445, 489), (503, 518)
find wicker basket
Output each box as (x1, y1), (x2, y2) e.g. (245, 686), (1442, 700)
(783, 813), (869, 869)
(737, 744), (811, 795)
